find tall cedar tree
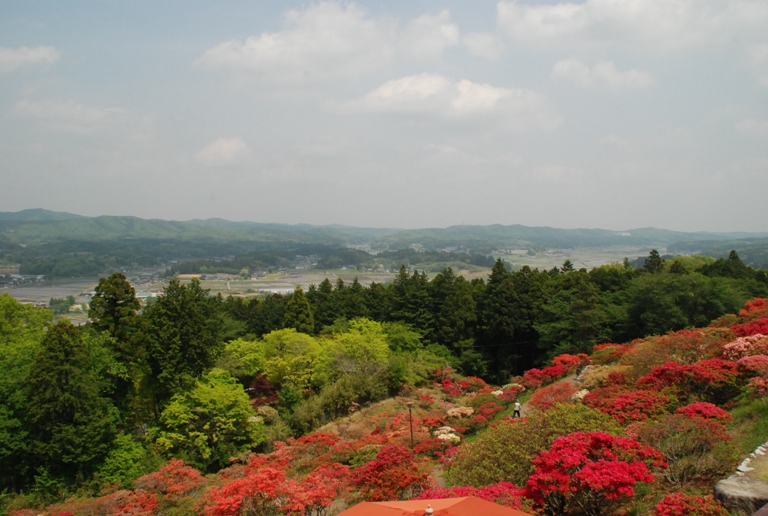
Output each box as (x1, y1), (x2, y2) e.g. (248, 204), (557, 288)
(478, 260), (522, 378)
(24, 320), (118, 484)
(389, 266), (434, 336)
(88, 272), (144, 412)
(283, 287), (315, 334)
(145, 278), (222, 408)
(89, 272), (141, 346)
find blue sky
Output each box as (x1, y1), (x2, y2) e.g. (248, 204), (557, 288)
(2, 1), (768, 231)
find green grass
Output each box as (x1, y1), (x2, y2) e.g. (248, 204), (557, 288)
(730, 397), (768, 455)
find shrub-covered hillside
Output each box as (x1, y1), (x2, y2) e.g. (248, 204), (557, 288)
(1, 258), (768, 515)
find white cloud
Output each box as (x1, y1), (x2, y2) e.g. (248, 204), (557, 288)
(350, 73), (561, 130)
(0, 46), (61, 73)
(497, 0), (768, 53)
(10, 99), (126, 134)
(195, 137), (249, 166)
(736, 118), (768, 138)
(462, 32), (504, 60)
(194, 2), (395, 82)
(553, 59), (656, 89)
(196, 3), (498, 83)
(399, 10), (459, 60)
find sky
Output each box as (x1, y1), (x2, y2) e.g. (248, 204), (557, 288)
(1, 1), (768, 232)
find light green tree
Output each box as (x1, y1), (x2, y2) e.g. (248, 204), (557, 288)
(156, 368), (264, 472)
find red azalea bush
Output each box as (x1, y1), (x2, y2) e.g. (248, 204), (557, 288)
(206, 463), (348, 516)
(740, 298), (768, 318)
(206, 467), (287, 516)
(522, 368), (545, 389)
(523, 365), (567, 388)
(675, 402), (732, 424)
(134, 459), (204, 500)
(748, 377), (768, 398)
(636, 359), (741, 405)
(416, 482), (529, 510)
(731, 318), (768, 337)
(350, 445), (432, 501)
(654, 493), (729, 516)
(525, 431), (666, 516)
(551, 353), (590, 372)
(497, 384), (525, 402)
(94, 490), (159, 516)
(477, 401), (504, 419)
(529, 382), (577, 411)
(592, 343), (633, 364)
(540, 365), (568, 384)
(463, 376), (490, 391)
(413, 438), (454, 458)
(737, 355), (768, 376)
(582, 387), (670, 425)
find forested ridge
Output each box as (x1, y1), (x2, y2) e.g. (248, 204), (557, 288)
(1, 250), (768, 515)
(4, 210), (768, 277)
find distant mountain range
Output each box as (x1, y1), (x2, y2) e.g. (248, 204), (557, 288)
(2, 209), (767, 252)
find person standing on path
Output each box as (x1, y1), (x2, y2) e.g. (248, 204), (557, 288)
(513, 400), (521, 418)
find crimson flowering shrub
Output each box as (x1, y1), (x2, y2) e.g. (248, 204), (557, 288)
(522, 365), (568, 388)
(205, 467), (286, 516)
(551, 353), (590, 372)
(134, 459), (204, 500)
(592, 343), (633, 364)
(722, 335), (768, 360)
(676, 402), (732, 424)
(93, 490), (159, 516)
(413, 437), (454, 459)
(440, 378), (467, 397)
(540, 365), (568, 384)
(528, 382), (577, 411)
(522, 368), (545, 388)
(477, 401), (503, 419)
(634, 414), (734, 487)
(737, 355), (768, 376)
(416, 482), (530, 511)
(463, 376), (490, 391)
(525, 431), (666, 516)
(748, 377), (768, 398)
(740, 298), (768, 318)
(582, 387), (670, 425)
(206, 463), (349, 516)
(731, 318), (768, 337)
(350, 445), (432, 501)
(654, 493), (728, 516)
(497, 384), (525, 402)
(637, 359), (742, 405)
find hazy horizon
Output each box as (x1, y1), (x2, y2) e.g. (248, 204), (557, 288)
(2, 1), (767, 233)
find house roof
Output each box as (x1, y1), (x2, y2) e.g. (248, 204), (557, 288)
(337, 496), (533, 516)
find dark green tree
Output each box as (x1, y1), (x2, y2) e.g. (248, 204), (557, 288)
(283, 286), (315, 334)
(477, 260), (522, 379)
(428, 268), (476, 346)
(89, 272), (141, 345)
(88, 272), (144, 415)
(24, 320), (118, 485)
(644, 249), (664, 274)
(144, 278), (222, 408)
(388, 266), (434, 335)
(535, 272), (607, 356)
